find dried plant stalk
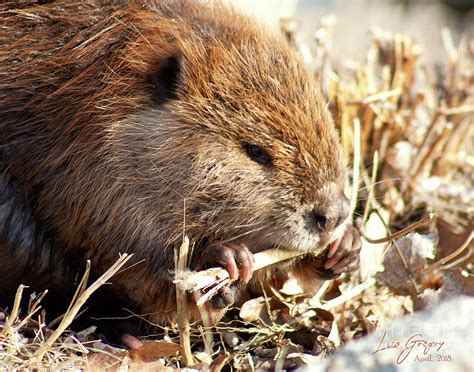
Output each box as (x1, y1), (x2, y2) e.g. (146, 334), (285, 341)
(174, 236), (194, 366)
(1, 284), (25, 338)
(32, 254), (133, 363)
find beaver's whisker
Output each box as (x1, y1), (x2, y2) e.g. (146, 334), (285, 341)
(356, 178), (402, 192)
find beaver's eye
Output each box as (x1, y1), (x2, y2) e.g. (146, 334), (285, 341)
(245, 144), (271, 165)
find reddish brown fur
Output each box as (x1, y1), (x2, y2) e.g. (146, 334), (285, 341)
(0, 0), (352, 327)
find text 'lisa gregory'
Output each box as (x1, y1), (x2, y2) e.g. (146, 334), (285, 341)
(372, 331), (445, 364)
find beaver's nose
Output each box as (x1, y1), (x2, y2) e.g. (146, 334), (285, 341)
(310, 197), (349, 233)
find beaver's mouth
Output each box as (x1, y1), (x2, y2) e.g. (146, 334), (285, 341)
(330, 218), (350, 244)
(281, 218), (350, 255)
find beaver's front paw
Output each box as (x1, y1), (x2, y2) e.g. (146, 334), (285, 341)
(200, 242), (255, 308)
(317, 226), (361, 279)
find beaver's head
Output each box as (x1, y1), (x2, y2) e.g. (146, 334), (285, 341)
(108, 4), (350, 255)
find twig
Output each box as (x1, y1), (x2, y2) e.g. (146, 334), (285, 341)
(2, 285), (26, 337)
(309, 281), (330, 307)
(27, 290), (48, 318)
(440, 248), (473, 270)
(438, 105), (474, 115)
(411, 122), (453, 179)
(292, 277), (376, 325)
(320, 277), (376, 310)
(15, 306), (43, 332)
(350, 118), (361, 217)
(364, 213), (434, 244)
(361, 150), (379, 225)
(346, 89), (402, 105)
(275, 342), (289, 371)
(409, 112), (441, 180)
(253, 249), (308, 271)
(424, 231), (474, 272)
(64, 260), (91, 317)
(175, 236), (194, 366)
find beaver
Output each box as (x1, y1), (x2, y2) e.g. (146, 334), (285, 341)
(0, 0), (360, 343)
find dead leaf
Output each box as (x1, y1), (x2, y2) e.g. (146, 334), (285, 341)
(362, 288), (413, 328)
(313, 307), (334, 322)
(289, 327), (330, 351)
(194, 351), (212, 365)
(233, 355), (274, 370)
(86, 352), (124, 372)
(239, 297), (267, 323)
(436, 218), (473, 263)
(128, 340), (182, 362)
(210, 353), (229, 372)
(280, 277), (305, 296)
(376, 232), (437, 295)
(128, 360), (172, 372)
(286, 352), (323, 367)
(443, 269), (474, 296)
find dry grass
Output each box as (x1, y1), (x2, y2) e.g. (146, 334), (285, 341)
(0, 255), (132, 369)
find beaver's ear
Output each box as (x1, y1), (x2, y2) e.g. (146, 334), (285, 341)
(150, 53), (182, 104)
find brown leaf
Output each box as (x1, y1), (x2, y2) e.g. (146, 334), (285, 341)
(436, 219), (473, 264)
(313, 308), (334, 322)
(128, 360), (172, 372)
(210, 353), (229, 372)
(239, 296), (268, 323)
(376, 232), (436, 295)
(86, 352), (125, 372)
(128, 340), (182, 363)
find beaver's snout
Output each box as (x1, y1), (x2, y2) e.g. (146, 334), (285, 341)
(307, 191), (350, 235)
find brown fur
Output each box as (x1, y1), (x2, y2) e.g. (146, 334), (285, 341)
(0, 0), (349, 326)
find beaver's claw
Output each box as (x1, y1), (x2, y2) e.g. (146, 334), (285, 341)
(315, 225), (361, 279)
(200, 242), (255, 308)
